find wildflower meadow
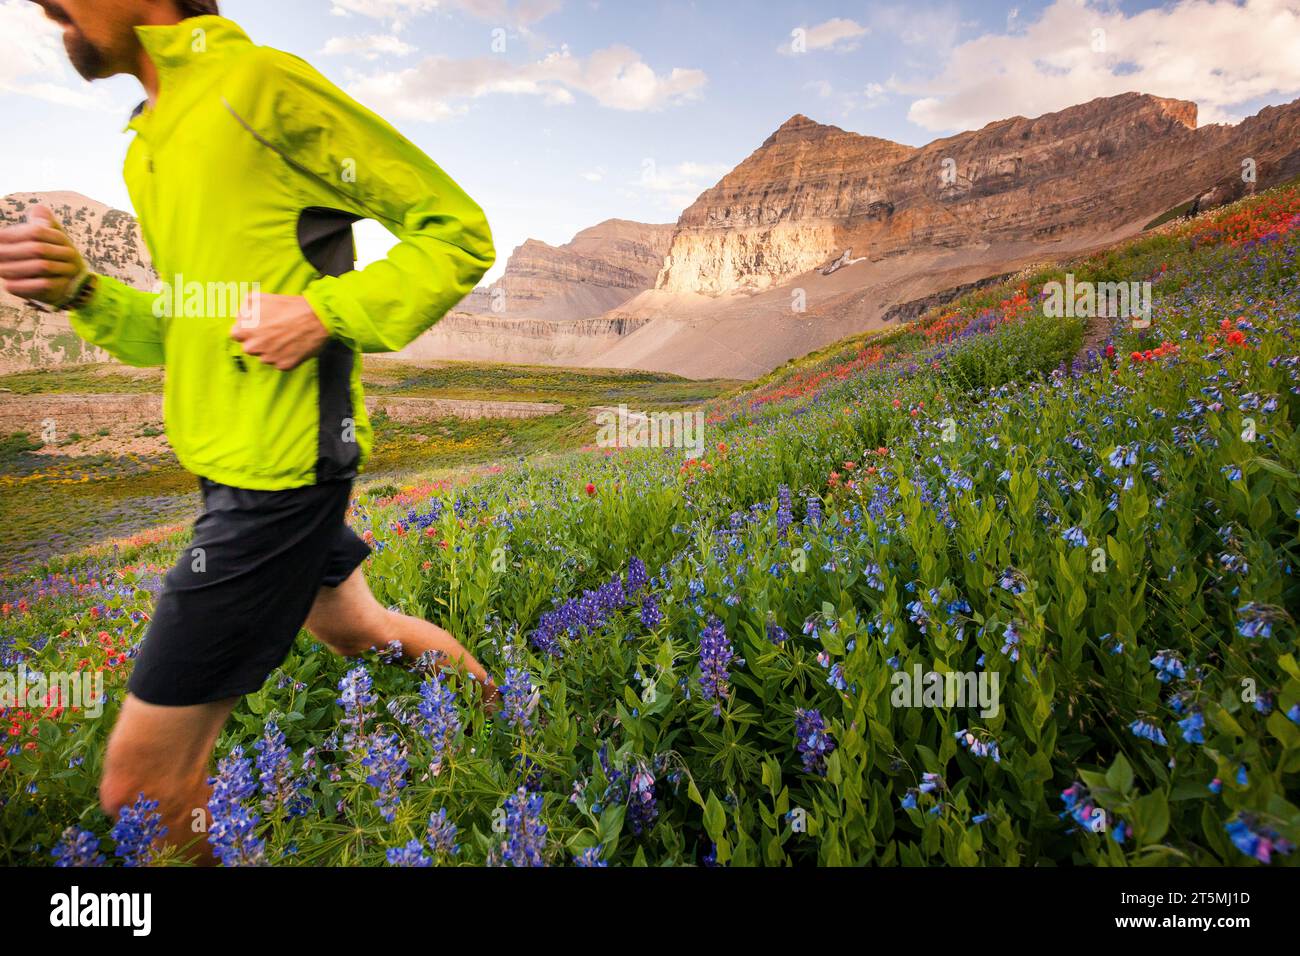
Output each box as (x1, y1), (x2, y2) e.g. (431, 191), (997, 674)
(3, 184), (1298, 868)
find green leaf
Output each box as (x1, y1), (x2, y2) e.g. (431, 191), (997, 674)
(703, 792), (727, 843)
(1135, 791), (1169, 845)
(1105, 753), (1135, 795)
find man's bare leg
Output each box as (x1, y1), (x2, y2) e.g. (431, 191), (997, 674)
(99, 693), (240, 866)
(305, 567), (493, 688)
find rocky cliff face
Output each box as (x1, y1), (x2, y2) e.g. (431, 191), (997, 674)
(657, 115), (916, 294)
(463, 219), (675, 320)
(0, 191), (155, 372)
(657, 94), (1300, 295)
(10, 92), (1300, 381)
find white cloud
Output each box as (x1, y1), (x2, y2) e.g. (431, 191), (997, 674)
(321, 34), (416, 59)
(582, 167), (605, 182)
(805, 80), (834, 99)
(443, 0), (564, 26)
(0, 0), (113, 110)
(903, 0), (1300, 132)
(346, 44), (707, 120)
(329, 0), (561, 29)
(781, 18), (869, 55)
(870, 4), (964, 52)
(633, 159), (731, 211)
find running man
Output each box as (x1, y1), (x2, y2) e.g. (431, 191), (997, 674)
(0, 1), (498, 862)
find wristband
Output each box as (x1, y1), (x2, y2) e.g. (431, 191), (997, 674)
(29, 269), (95, 313)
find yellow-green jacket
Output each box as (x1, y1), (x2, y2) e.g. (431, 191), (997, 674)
(70, 15), (495, 489)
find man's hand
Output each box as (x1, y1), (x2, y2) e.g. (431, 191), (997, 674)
(0, 205), (87, 306)
(230, 292), (331, 371)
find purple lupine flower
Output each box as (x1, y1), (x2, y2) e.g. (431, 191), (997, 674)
(361, 732), (408, 824)
(776, 484), (792, 537)
(208, 745), (265, 867)
(806, 496), (823, 527)
(530, 566), (642, 654)
(766, 619), (789, 645)
(110, 795), (167, 867)
(497, 787), (547, 867)
(336, 665), (375, 753)
(416, 673), (461, 776)
(500, 667), (538, 734)
(698, 616), (735, 716)
(574, 846), (607, 867)
(624, 557), (649, 594)
(386, 839), (432, 867)
(51, 826), (105, 867)
(255, 719), (310, 818)
(640, 592), (663, 629)
(426, 808), (461, 857)
(794, 708), (836, 775)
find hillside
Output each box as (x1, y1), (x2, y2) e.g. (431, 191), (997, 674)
(415, 92), (1300, 377)
(0, 192), (155, 373)
(457, 220), (675, 320)
(2, 182), (1297, 866)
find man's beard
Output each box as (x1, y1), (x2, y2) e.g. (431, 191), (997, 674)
(64, 29), (107, 81)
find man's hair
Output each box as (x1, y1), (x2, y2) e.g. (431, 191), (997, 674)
(177, 0), (220, 16)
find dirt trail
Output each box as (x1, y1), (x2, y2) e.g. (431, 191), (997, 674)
(1073, 315), (1114, 367)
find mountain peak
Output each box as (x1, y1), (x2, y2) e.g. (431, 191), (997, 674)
(762, 114), (843, 147)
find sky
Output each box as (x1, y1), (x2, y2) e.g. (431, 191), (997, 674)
(2, 0), (1300, 283)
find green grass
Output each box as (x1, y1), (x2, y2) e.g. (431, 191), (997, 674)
(364, 359), (739, 408)
(0, 360), (734, 570)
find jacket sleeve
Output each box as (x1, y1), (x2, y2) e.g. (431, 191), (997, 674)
(68, 274), (166, 367)
(224, 50), (496, 353)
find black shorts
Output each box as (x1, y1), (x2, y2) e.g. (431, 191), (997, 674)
(126, 478), (372, 707)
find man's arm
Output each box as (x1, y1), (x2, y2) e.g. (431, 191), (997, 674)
(0, 205), (165, 368)
(224, 50), (496, 358)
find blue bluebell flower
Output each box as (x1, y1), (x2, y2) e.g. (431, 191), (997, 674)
(794, 708), (836, 776)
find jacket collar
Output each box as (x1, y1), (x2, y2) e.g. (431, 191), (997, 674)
(135, 15), (252, 72)
(127, 16), (252, 128)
